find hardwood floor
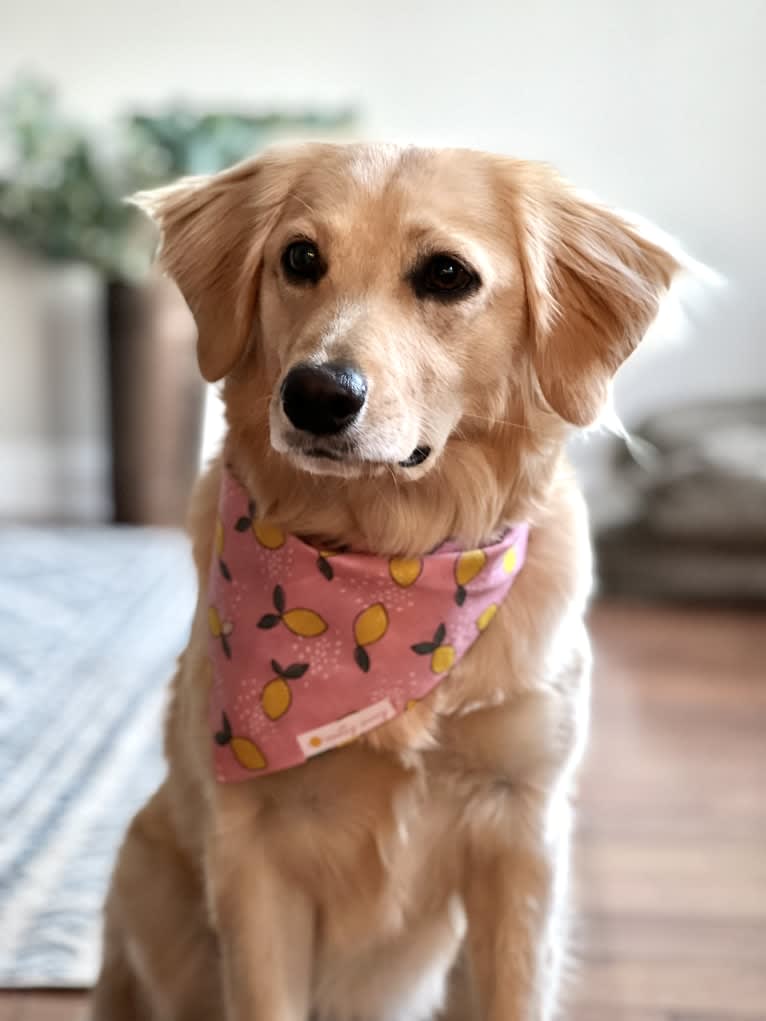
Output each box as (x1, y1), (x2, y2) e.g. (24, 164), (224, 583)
(2, 603), (763, 1020)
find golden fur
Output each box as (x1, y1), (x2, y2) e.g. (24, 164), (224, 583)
(91, 143), (680, 1021)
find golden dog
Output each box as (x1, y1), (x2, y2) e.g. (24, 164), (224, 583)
(91, 143), (680, 1021)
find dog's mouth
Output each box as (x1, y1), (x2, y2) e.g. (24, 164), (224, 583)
(302, 443), (432, 469)
(396, 445), (432, 468)
(269, 396), (437, 477)
(304, 446), (345, 462)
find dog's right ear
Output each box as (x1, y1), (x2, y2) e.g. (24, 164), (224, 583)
(507, 163), (682, 427)
(131, 150), (303, 382)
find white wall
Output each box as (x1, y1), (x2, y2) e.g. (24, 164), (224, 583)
(2, 0), (764, 509)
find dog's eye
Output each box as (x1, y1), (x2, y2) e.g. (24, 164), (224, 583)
(413, 253), (479, 301)
(282, 240), (324, 284)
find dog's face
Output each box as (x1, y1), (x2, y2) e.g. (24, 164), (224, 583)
(257, 147), (525, 479)
(139, 143), (680, 485)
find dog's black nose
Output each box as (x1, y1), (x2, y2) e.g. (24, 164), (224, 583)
(281, 363), (367, 436)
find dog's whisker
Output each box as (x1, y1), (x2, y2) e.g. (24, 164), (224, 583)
(459, 411), (539, 433)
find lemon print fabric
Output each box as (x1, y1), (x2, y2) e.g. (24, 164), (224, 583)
(214, 712), (267, 771)
(257, 585), (328, 637)
(207, 470), (534, 783)
(389, 557), (423, 588)
(454, 549), (487, 605)
(477, 603), (498, 632)
(411, 622), (456, 674)
(261, 659), (309, 720)
(209, 606), (233, 658)
(233, 500), (286, 550)
(353, 602), (389, 672)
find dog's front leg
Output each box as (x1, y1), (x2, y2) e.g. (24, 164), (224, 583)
(206, 800), (314, 1021)
(462, 792), (566, 1021)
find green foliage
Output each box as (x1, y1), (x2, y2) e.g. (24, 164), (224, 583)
(0, 77), (354, 280)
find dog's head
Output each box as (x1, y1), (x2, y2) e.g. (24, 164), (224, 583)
(136, 143), (680, 492)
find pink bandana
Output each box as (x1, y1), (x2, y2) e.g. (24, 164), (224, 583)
(208, 471), (529, 782)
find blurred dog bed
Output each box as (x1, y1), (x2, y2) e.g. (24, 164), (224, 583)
(0, 526), (194, 986)
(596, 398), (766, 601)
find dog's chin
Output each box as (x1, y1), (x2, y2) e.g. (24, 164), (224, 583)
(284, 449), (387, 479)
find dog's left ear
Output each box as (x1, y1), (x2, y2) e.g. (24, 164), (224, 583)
(513, 167), (682, 426)
(131, 149), (304, 382)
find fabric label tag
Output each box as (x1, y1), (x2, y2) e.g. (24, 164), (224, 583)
(298, 698), (397, 758)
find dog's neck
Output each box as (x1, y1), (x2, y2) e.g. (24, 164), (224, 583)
(223, 418), (565, 558)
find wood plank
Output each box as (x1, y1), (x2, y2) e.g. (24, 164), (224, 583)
(574, 914), (766, 965)
(573, 840), (766, 919)
(572, 960), (766, 1016)
(567, 1007), (668, 1021)
(572, 603), (766, 1019)
(0, 992), (23, 1021)
(10, 993), (87, 1021)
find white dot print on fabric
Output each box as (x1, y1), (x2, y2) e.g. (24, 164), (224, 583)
(271, 549), (290, 587)
(336, 569), (416, 616)
(234, 678), (271, 736)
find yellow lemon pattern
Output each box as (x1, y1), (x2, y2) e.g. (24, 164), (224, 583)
(215, 713), (267, 770)
(389, 557), (423, 588)
(503, 547), (517, 574)
(454, 549), (487, 605)
(477, 603), (498, 632)
(430, 644), (456, 674)
(208, 605), (233, 658)
(253, 521), (285, 550)
(411, 622), (456, 674)
(261, 659), (309, 720)
(257, 585), (328, 637)
(261, 679), (291, 720)
(233, 501), (285, 550)
(353, 602), (389, 672)
(283, 609), (327, 637)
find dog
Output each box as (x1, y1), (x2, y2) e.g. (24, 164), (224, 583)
(91, 142), (680, 1021)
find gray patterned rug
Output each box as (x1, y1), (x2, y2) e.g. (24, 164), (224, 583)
(0, 526), (195, 987)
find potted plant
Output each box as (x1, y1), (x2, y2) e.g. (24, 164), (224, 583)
(0, 78), (354, 523)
